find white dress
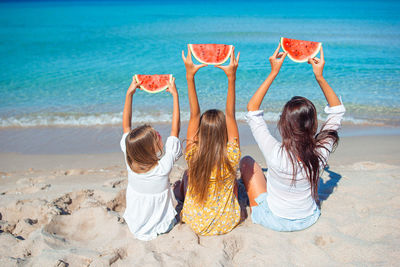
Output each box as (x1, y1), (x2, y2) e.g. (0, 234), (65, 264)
(120, 133), (182, 241)
(246, 104), (346, 219)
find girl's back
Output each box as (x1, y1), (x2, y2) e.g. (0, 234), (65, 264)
(120, 76), (181, 241)
(179, 46), (241, 235)
(121, 132), (181, 195)
(121, 132), (181, 240)
(181, 138), (241, 235)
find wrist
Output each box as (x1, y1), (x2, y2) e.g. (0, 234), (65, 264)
(186, 74), (195, 80)
(227, 74), (236, 81)
(315, 74), (324, 81)
(269, 71), (279, 78)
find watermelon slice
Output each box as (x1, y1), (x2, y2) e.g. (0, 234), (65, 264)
(280, 37), (321, 63)
(189, 44), (233, 65)
(134, 74), (172, 93)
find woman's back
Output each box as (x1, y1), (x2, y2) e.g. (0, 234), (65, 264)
(246, 103), (345, 219)
(241, 43), (344, 232)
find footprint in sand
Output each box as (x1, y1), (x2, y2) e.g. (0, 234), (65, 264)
(53, 190), (98, 215)
(0, 199), (57, 240)
(53, 189), (127, 215)
(106, 189), (126, 213)
(314, 235), (334, 247)
(102, 178), (127, 188)
(2, 177), (51, 195)
(351, 161), (398, 171)
(42, 206), (126, 246)
(91, 248), (127, 266)
(52, 169), (87, 176)
(4, 184), (51, 195)
(223, 236), (243, 261)
(0, 172), (11, 178)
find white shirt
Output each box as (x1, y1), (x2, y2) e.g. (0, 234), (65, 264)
(246, 104), (345, 219)
(120, 133), (182, 241)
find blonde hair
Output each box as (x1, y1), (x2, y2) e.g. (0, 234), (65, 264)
(125, 125), (162, 173)
(188, 109), (235, 203)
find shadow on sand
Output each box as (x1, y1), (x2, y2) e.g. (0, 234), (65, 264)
(262, 165), (343, 207)
(318, 165), (342, 207)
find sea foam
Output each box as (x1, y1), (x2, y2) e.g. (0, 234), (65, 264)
(0, 111), (373, 128)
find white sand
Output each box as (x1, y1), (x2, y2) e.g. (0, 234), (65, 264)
(0, 135), (399, 266)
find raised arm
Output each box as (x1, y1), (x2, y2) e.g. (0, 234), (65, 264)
(308, 46), (341, 107)
(215, 49), (240, 144)
(166, 77), (180, 137)
(182, 45), (207, 151)
(122, 77), (140, 133)
(247, 44), (287, 111)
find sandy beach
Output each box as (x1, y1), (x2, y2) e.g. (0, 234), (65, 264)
(1, 0), (400, 265)
(1, 129), (399, 266)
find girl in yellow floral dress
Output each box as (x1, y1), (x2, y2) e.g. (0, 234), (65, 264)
(178, 45), (241, 235)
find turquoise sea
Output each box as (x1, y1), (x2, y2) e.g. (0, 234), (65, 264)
(1, 0), (400, 127)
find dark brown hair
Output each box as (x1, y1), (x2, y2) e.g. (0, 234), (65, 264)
(188, 109), (235, 202)
(125, 124), (162, 173)
(278, 96), (339, 200)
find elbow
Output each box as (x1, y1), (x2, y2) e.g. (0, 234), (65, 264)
(225, 110), (235, 120)
(189, 113), (200, 121)
(226, 115), (236, 123)
(247, 102), (260, 112)
(247, 103), (253, 112)
(122, 118), (131, 132)
(177, 121), (181, 135)
(123, 125), (131, 134)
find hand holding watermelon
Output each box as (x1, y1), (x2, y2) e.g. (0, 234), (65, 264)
(308, 45), (325, 79)
(127, 76), (141, 96)
(166, 77), (178, 96)
(182, 45), (207, 77)
(215, 48), (240, 80)
(269, 44), (287, 75)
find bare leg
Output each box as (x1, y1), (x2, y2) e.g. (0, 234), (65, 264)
(173, 171), (189, 222)
(173, 170), (188, 203)
(239, 156), (267, 207)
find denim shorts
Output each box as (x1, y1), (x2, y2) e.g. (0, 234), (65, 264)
(251, 193), (321, 232)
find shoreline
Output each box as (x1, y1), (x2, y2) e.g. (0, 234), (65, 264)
(1, 134), (399, 173)
(1, 122), (400, 155)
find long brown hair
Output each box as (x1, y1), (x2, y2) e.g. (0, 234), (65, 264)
(278, 96), (339, 200)
(125, 124), (162, 173)
(188, 109), (236, 203)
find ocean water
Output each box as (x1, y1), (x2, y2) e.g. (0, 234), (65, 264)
(1, 0), (400, 127)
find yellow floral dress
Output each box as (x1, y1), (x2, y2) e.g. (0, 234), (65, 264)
(181, 139), (241, 236)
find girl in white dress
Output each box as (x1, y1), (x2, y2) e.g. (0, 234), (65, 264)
(120, 76), (182, 241)
(241, 44), (345, 231)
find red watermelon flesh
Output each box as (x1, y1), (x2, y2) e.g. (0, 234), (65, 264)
(280, 37), (321, 63)
(189, 44), (233, 65)
(134, 74), (172, 93)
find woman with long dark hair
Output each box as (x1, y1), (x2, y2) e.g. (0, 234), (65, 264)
(240, 44), (345, 231)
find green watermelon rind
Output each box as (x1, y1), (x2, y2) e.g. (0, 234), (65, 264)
(280, 37), (322, 63)
(189, 44), (233, 65)
(134, 74), (173, 94)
